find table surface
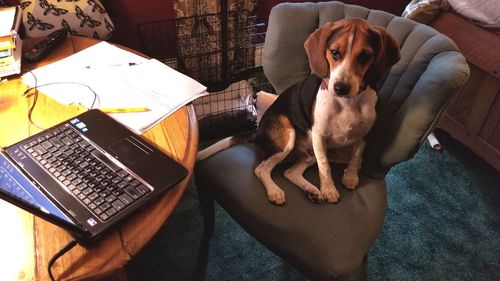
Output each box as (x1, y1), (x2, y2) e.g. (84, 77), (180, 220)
(0, 36), (199, 280)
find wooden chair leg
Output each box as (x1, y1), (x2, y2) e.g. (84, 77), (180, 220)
(342, 255), (368, 281)
(194, 183), (215, 281)
(196, 182), (215, 238)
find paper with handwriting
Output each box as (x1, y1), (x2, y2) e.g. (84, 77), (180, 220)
(22, 41), (208, 134)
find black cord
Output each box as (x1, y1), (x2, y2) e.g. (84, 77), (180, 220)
(24, 70), (40, 131)
(48, 239), (78, 281)
(23, 82), (98, 108)
(23, 70), (98, 130)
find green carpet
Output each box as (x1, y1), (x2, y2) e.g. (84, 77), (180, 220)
(125, 129), (500, 281)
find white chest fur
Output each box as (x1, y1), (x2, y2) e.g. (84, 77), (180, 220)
(312, 87), (377, 148)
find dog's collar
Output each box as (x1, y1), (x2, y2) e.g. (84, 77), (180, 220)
(359, 81), (368, 92)
(320, 78), (328, 90)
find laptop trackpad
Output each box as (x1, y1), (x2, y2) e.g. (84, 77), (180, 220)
(109, 137), (150, 166)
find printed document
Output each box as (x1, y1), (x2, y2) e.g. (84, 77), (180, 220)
(22, 41), (208, 134)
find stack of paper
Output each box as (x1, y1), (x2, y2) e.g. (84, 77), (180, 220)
(22, 41), (208, 134)
(0, 6), (22, 78)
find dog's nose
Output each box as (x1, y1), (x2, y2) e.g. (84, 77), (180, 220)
(334, 83), (351, 96)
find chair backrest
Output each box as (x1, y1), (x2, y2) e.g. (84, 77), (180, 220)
(263, 1), (469, 177)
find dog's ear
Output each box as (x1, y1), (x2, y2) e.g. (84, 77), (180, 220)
(365, 25), (401, 88)
(304, 22), (339, 78)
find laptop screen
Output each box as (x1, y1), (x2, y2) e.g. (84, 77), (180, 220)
(0, 153), (74, 224)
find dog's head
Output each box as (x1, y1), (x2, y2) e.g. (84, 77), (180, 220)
(304, 19), (401, 97)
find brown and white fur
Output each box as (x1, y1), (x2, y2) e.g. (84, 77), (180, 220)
(197, 19), (400, 205)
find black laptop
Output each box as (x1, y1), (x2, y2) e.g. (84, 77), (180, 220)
(0, 109), (188, 245)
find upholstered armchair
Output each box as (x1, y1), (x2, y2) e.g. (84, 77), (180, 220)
(195, 1), (469, 280)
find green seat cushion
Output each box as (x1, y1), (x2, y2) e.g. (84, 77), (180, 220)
(195, 143), (387, 279)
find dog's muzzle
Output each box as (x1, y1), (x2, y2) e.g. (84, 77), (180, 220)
(332, 82), (368, 97)
(334, 82), (351, 96)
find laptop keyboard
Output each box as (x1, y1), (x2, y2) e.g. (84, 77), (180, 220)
(0, 158), (37, 206)
(21, 124), (152, 222)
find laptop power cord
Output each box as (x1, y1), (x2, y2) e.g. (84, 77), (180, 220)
(48, 239), (77, 281)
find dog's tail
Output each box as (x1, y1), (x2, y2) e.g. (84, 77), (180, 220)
(196, 131), (257, 161)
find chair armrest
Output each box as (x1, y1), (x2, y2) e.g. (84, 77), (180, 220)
(363, 49), (469, 177)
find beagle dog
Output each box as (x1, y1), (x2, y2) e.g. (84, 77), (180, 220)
(197, 19), (400, 205)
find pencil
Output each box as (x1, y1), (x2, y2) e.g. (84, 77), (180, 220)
(100, 107), (151, 113)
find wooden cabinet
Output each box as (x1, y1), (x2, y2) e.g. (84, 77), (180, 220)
(430, 11), (500, 171)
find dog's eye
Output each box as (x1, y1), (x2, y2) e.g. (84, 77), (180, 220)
(357, 52), (372, 64)
(331, 50), (341, 60)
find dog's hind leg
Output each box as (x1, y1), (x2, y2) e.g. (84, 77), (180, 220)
(284, 153), (323, 203)
(254, 129), (295, 205)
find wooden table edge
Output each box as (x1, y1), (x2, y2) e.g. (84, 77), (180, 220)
(8, 36), (200, 280)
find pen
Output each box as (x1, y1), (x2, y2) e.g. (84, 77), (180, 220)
(100, 107), (151, 113)
(85, 62), (140, 69)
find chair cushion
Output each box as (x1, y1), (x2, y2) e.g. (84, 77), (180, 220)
(195, 143), (387, 280)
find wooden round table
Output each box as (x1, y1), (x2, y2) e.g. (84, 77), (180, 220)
(0, 36), (198, 280)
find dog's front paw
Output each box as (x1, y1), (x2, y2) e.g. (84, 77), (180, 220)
(305, 189), (324, 204)
(342, 171), (359, 189)
(321, 185), (340, 203)
(267, 189), (286, 205)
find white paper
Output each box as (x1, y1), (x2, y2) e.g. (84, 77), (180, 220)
(22, 42), (208, 134)
(0, 7), (17, 37)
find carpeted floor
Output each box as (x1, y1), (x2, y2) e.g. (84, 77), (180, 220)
(125, 129), (500, 281)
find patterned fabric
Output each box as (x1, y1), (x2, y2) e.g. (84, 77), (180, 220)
(172, 0), (257, 87)
(19, 0), (114, 39)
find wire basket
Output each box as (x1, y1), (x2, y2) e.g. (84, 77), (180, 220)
(137, 8), (272, 141)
